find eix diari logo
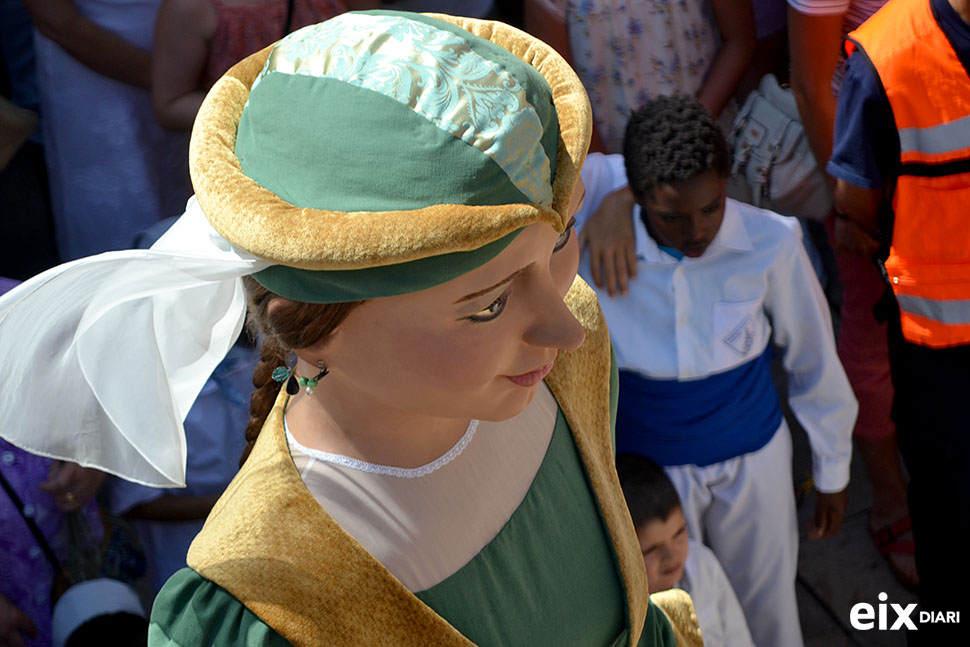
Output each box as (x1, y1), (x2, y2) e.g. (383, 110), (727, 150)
(850, 593), (961, 631)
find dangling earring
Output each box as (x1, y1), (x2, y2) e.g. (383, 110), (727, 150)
(299, 360), (329, 395)
(272, 360), (329, 396)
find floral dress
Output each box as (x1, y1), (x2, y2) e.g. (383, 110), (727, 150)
(0, 441), (103, 647)
(536, 0), (719, 152)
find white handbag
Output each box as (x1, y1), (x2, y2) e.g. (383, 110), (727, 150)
(727, 74), (832, 220)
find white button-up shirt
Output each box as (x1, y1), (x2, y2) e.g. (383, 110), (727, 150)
(576, 154), (856, 492)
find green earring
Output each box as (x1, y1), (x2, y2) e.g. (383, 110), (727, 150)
(272, 361), (329, 396)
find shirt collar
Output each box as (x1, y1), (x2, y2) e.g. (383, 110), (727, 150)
(633, 198), (752, 263)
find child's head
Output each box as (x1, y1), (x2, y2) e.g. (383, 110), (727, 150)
(622, 95), (730, 258)
(616, 453), (689, 594)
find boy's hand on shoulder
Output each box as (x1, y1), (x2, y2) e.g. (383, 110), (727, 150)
(809, 488), (848, 540)
(579, 185), (637, 297)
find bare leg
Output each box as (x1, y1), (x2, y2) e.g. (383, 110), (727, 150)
(856, 433), (918, 588)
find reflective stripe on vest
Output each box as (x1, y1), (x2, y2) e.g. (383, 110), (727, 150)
(848, 0), (970, 348)
(897, 295), (970, 325)
(899, 114), (970, 160)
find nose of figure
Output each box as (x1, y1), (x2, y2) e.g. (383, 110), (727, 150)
(523, 280), (586, 351)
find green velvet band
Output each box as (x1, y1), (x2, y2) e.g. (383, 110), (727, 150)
(252, 229), (521, 303)
(238, 76), (532, 211)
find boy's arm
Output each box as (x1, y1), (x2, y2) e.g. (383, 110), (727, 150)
(574, 154), (638, 297)
(765, 223), (856, 496)
(578, 186), (637, 297)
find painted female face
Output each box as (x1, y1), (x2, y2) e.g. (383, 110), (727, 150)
(639, 170), (726, 258)
(315, 182), (587, 426)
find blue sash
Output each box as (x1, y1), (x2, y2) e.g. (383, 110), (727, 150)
(616, 347), (781, 467)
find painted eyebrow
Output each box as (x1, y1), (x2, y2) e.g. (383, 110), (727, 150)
(454, 267), (525, 304)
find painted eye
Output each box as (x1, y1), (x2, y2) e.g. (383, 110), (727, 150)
(553, 218), (576, 252)
(467, 289), (511, 323)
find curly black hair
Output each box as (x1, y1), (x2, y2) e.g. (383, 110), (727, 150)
(616, 453), (683, 528)
(622, 95), (730, 200)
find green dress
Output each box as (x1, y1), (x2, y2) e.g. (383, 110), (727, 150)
(150, 405), (676, 646)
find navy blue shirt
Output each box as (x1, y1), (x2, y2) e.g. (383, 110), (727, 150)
(827, 0), (970, 189)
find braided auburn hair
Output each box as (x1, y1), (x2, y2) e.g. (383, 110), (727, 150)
(240, 276), (363, 465)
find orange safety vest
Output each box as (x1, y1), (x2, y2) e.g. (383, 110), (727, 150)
(846, 0), (970, 348)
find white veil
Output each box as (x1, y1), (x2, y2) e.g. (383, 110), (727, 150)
(0, 197), (271, 487)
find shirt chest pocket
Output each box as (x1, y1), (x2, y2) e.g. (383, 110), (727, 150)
(712, 298), (763, 367)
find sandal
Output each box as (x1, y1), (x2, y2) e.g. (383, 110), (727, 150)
(871, 515), (919, 591)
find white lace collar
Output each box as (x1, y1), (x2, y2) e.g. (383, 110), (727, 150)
(284, 417), (479, 479)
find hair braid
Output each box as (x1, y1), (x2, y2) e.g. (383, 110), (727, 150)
(239, 334), (289, 466)
(239, 276), (363, 466)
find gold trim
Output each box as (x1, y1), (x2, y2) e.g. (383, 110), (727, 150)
(546, 277), (650, 647)
(652, 589), (706, 647)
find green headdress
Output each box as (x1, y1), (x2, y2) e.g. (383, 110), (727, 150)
(190, 10), (591, 303)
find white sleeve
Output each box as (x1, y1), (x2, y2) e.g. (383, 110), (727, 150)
(574, 153), (629, 231)
(702, 546), (755, 647)
(765, 222), (856, 493)
(787, 0), (850, 16)
(685, 542), (755, 647)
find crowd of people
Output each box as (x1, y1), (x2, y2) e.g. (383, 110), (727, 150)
(0, 0), (968, 645)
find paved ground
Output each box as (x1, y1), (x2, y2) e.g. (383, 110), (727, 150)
(791, 406), (917, 647)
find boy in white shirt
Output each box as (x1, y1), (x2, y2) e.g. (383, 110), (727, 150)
(617, 453), (754, 647)
(576, 96), (857, 647)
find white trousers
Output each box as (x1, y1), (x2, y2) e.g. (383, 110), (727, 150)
(665, 422), (802, 647)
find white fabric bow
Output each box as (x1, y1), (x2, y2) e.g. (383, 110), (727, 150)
(0, 197), (271, 486)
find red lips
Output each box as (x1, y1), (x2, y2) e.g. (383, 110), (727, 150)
(506, 362), (554, 387)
